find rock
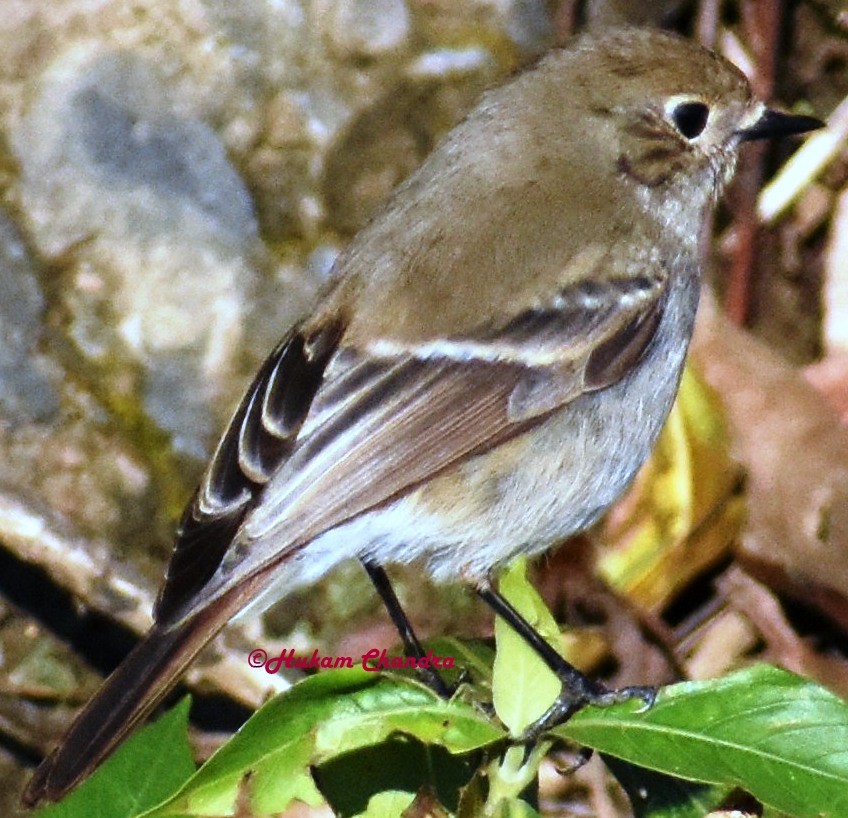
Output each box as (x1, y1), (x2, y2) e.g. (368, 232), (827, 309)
(12, 45), (261, 458)
(323, 0), (412, 60)
(0, 210), (59, 425)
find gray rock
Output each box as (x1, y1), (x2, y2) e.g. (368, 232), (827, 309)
(323, 0), (412, 59)
(504, 0), (554, 57)
(0, 211), (59, 424)
(72, 77), (257, 241)
(15, 47), (258, 252)
(12, 45), (262, 458)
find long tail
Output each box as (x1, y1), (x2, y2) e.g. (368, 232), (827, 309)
(22, 569), (272, 807)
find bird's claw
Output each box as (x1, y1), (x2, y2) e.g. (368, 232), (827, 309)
(517, 682), (657, 744)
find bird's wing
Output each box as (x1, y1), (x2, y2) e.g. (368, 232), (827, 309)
(154, 319), (345, 622)
(164, 268), (669, 621)
(25, 268), (668, 806)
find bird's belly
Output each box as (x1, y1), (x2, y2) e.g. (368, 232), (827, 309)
(283, 277), (698, 589)
(411, 358), (684, 580)
(296, 351), (684, 587)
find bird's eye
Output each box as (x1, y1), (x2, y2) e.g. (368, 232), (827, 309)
(670, 100), (710, 139)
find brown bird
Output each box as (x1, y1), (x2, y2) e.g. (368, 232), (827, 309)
(23, 26), (823, 806)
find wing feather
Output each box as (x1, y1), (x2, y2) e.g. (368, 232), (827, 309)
(154, 320), (344, 623)
(180, 268), (670, 613)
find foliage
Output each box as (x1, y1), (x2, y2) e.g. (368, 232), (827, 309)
(31, 559), (848, 818)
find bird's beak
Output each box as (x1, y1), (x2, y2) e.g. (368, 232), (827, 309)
(737, 108), (825, 142)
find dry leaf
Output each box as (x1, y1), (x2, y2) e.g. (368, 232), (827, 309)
(691, 292), (848, 631)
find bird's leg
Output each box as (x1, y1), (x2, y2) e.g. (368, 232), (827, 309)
(475, 578), (655, 740)
(362, 560), (454, 698)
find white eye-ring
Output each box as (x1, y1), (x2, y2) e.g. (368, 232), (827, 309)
(665, 96), (711, 140)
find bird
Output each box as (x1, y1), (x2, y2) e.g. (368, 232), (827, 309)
(22, 26), (823, 806)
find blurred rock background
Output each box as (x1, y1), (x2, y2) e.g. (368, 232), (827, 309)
(0, 2), (557, 811)
(0, 1), (846, 816)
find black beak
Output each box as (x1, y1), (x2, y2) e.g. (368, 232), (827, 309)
(738, 108), (825, 142)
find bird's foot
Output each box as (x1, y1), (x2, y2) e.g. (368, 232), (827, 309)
(518, 680), (656, 743)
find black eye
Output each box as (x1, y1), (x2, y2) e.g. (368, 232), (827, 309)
(670, 101), (710, 139)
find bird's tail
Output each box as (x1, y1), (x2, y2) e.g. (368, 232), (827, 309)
(22, 569), (272, 807)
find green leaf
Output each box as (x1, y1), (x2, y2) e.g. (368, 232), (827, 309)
(424, 636), (496, 688)
(34, 697), (195, 818)
(485, 743), (547, 812)
(557, 665), (848, 818)
(762, 807), (794, 818)
(314, 735), (480, 816)
(493, 557), (561, 735)
(492, 799), (542, 818)
(604, 755), (734, 818)
(348, 636), (493, 707)
(143, 667), (503, 817)
(353, 790), (415, 817)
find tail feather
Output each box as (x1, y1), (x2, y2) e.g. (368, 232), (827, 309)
(22, 569), (273, 806)
(23, 624), (192, 806)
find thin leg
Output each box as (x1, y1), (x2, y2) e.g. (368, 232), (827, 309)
(476, 577), (655, 738)
(362, 560), (452, 698)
